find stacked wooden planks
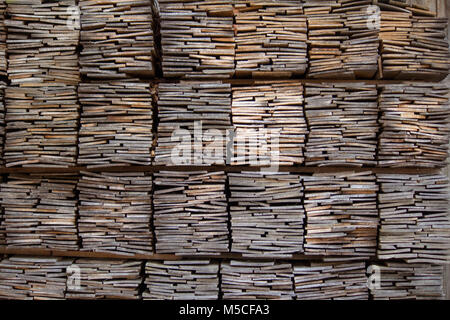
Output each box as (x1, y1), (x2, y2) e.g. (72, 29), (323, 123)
(304, 83), (379, 166)
(153, 171), (229, 255)
(0, 256), (74, 300)
(0, 81), (4, 164)
(79, 0), (156, 79)
(378, 83), (450, 168)
(234, 0), (307, 78)
(377, 174), (450, 264)
(155, 82), (232, 165)
(77, 172), (153, 255)
(231, 81), (307, 166)
(368, 262), (445, 300)
(0, 174), (79, 250)
(303, 171), (379, 258)
(143, 260), (220, 300)
(78, 81), (153, 167)
(221, 260), (295, 300)
(293, 262), (368, 300)
(228, 171), (304, 257)
(0, 0), (5, 77)
(159, 0), (235, 79)
(65, 259), (143, 299)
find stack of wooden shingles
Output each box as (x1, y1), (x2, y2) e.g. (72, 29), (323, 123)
(3, 0), (80, 167)
(221, 260), (295, 299)
(293, 262), (368, 300)
(378, 83), (450, 168)
(65, 259), (142, 299)
(159, 0), (235, 79)
(228, 172), (304, 257)
(0, 81), (4, 164)
(231, 81), (307, 166)
(0, 174), (79, 250)
(234, 0), (307, 78)
(368, 262), (445, 300)
(143, 260), (220, 300)
(0, 0), (5, 77)
(379, 0), (450, 80)
(303, 172), (379, 258)
(0, 256), (74, 300)
(77, 172), (153, 255)
(377, 174), (450, 264)
(305, 0), (379, 79)
(153, 171), (229, 255)
(155, 82), (232, 165)
(304, 83), (378, 166)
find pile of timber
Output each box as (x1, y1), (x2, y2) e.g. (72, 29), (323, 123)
(159, 0), (235, 79)
(143, 260), (220, 300)
(78, 81), (153, 167)
(368, 262), (445, 300)
(228, 171), (304, 257)
(231, 81), (307, 166)
(5, 0), (80, 86)
(377, 174), (450, 264)
(66, 259), (142, 299)
(155, 82), (232, 165)
(153, 171), (229, 255)
(378, 83), (450, 168)
(0, 81), (4, 164)
(0, 256), (73, 300)
(79, 0), (155, 79)
(0, 0), (5, 77)
(304, 83), (378, 166)
(77, 172), (153, 255)
(221, 260), (295, 300)
(305, 0), (379, 79)
(293, 262), (368, 300)
(0, 175), (3, 245)
(303, 171), (379, 258)
(0, 174), (79, 250)
(234, 0), (307, 78)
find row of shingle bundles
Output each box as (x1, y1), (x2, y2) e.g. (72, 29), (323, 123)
(377, 174), (450, 264)
(77, 172), (153, 255)
(0, 0), (6, 77)
(0, 81), (4, 165)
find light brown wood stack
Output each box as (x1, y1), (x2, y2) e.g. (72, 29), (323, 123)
(234, 0), (307, 78)
(153, 171), (229, 255)
(228, 171), (304, 257)
(159, 0), (235, 79)
(155, 82), (232, 165)
(0, 174), (78, 250)
(368, 262), (445, 300)
(79, 0), (155, 79)
(221, 260), (295, 300)
(65, 259), (143, 299)
(143, 260), (220, 300)
(293, 261), (368, 300)
(77, 172), (153, 255)
(304, 83), (378, 166)
(0, 256), (74, 300)
(303, 171), (378, 258)
(231, 81), (307, 166)
(378, 83), (450, 168)
(377, 174), (450, 264)
(0, 0), (6, 77)
(78, 81), (153, 167)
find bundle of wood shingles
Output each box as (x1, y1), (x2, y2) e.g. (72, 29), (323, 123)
(143, 260), (220, 300)
(3, 0), (80, 167)
(228, 171), (304, 257)
(231, 81), (307, 166)
(0, 81), (4, 165)
(79, 0), (156, 79)
(159, 0), (235, 79)
(0, 174), (79, 250)
(77, 172), (153, 255)
(304, 83), (378, 166)
(377, 174), (450, 264)
(155, 82), (232, 165)
(378, 83), (450, 168)
(368, 262), (445, 300)
(153, 171), (229, 255)
(0, 0), (6, 77)
(234, 0), (307, 78)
